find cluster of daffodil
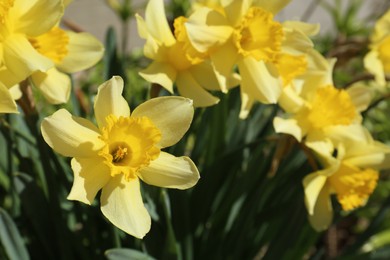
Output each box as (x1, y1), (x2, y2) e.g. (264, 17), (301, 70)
(0, 0), (103, 113)
(0, 0), (201, 239)
(2, 0), (390, 241)
(136, 0), (390, 232)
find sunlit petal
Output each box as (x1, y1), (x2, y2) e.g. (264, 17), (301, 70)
(132, 96), (194, 148)
(239, 58), (281, 104)
(41, 109), (104, 157)
(185, 7), (233, 53)
(273, 117), (302, 141)
(56, 31), (104, 73)
(144, 0), (175, 46)
(13, 0), (63, 37)
(101, 176), (151, 238)
(3, 35), (53, 84)
(94, 76), (130, 129)
(139, 62), (176, 93)
(138, 152), (200, 189)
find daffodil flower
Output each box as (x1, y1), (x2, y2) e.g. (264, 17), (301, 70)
(135, 0), (239, 107)
(41, 76), (200, 238)
(28, 27), (104, 104)
(303, 125), (390, 231)
(364, 9), (390, 86)
(273, 83), (372, 143)
(184, 0), (317, 118)
(0, 0), (63, 87)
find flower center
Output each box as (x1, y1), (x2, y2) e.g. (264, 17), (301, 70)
(233, 7), (284, 61)
(0, 0), (13, 24)
(29, 27), (69, 63)
(298, 85), (357, 130)
(167, 16), (206, 71)
(99, 115), (161, 181)
(377, 35), (390, 73)
(328, 163), (378, 211)
(274, 53), (307, 86)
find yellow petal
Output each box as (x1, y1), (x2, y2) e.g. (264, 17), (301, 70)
(176, 71), (220, 107)
(279, 85), (305, 113)
(308, 185), (333, 231)
(222, 0), (251, 26)
(0, 67), (24, 87)
(346, 83), (373, 113)
(9, 85), (22, 100)
(185, 8), (233, 53)
(282, 27), (314, 55)
(68, 157), (111, 205)
(101, 176), (151, 238)
(136, 14), (164, 59)
(3, 34), (53, 83)
(132, 96), (194, 148)
(56, 31), (104, 73)
(189, 62), (221, 91)
(253, 0), (291, 14)
(239, 90), (255, 119)
(138, 152), (199, 189)
(0, 83), (18, 114)
(364, 50), (386, 86)
(41, 109), (104, 157)
(282, 21), (320, 37)
(13, 0), (63, 37)
(94, 76), (130, 129)
(273, 117), (303, 141)
(238, 58), (282, 104)
(31, 68), (71, 104)
(209, 42), (239, 92)
(144, 0), (175, 46)
(303, 173), (328, 215)
(139, 62), (176, 93)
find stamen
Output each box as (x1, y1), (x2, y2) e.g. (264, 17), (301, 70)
(112, 146), (128, 163)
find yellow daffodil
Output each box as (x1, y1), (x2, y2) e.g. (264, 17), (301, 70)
(0, 82), (17, 113)
(364, 9), (390, 86)
(29, 26), (104, 104)
(136, 0), (239, 107)
(185, 0), (316, 118)
(41, 76), (200, 238)
(273, 83), (371, 143)
(303, 125), (390, 231)
(277, 49), (336, 113)
(0, 0), (63, 87)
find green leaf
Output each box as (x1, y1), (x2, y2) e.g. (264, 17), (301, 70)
(0, 208), (29, 260)
(105, 248), (156, 260)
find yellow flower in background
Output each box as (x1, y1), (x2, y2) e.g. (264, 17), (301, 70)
(29, 25), (104, 104)
(273, 83), (372, 143)
(364, 9), (390, 86)
(303, 125), (390, 231)
(41, 76), (200, 238)
(136, 0), (239, 107)
(0, 0), (63, 87)
(277, 49), (336, 113)
(185, 0), (317, 118)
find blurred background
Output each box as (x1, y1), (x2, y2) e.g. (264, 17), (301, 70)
(63, 0), (389, 51)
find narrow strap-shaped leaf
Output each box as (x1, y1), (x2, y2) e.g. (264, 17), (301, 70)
(105, 248), (156, 260)
(0, 208), (29, 260)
